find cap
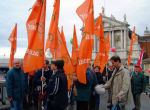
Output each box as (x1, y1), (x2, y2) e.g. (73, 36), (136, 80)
(134, 64), (140, 67)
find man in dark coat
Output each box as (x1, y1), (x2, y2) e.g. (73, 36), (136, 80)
(131, 64), (146, 110)
(46, 60), (68, 110)
(6, 59), (29, 110)
(72, 64), (94, 110)
(33, 60), (52, 110)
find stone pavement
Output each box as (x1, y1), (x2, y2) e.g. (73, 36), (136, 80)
(100, 91), (150, 110)
(1, 91), (150, 110)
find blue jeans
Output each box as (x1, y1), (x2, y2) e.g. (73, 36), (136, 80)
(96, 94), (100, 109)
(10, 100), (23, 110)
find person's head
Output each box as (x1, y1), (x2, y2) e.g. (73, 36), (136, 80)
(88, 63), (92, 70)
(44, 60), (49, 70)
(110, 55), (121, 69)
(13, 59), (21, 69)
(108, 62), (113, 70)
(94, 66), (100, 73)
(134, 64), (140, 72)
(51, 60), (64, 72)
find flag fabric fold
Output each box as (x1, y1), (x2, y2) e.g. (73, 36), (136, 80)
(76, 0), (91, 23)
(55, 28), (75, 90)
(71, 24), (79, 72)
(76, 0), (94, 84)
(137, 48), (144, 71)
(128, 26), (137, 66)
(23, 0), (46, 73)
(45, 0), (60, 58)
(93, 13), (106, 73)
(8, 24), (17, 69)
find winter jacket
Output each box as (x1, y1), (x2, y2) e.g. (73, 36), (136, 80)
(33, 68), (52, 86)
(95, 72), (105, 84)
(47, 69), (68, 110)
(130, 71), (146, 94)
(6, 67), (29, 100)
(103, 65), (130, 105)
(72, 68), (94, 101)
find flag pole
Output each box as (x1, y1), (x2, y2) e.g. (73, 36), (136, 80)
(106, 63), (108, 81)
(41, 67), (44, 110)
(53, 49), (56, 75)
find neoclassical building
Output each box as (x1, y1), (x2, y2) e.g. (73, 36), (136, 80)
(92, 9), (141, 67)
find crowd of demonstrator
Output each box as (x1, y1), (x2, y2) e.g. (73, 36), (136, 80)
(6, 55), (147, 110)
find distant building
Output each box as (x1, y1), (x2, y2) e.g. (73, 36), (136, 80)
(138, 27), (150, 81)
(138, 27), (150, 59)
(92, 8), (141, 69)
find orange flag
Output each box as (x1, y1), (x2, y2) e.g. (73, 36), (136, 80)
(8, 24), (17, 69)
(76, 0), (91, 23)
(45, 0), (60, 57)
(23, 0), (46, 73)
(94, 13), (104, 39)
(55, 28), (75, 90)
(76, 0), (94, 84)
(128, 26), (137, 66)
(72, 25), (79, 72)
(60, 27), (67, 48)
(93, 13), (106, 73)
(105, 34), (110, 62)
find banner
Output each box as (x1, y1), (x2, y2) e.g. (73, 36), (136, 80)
(128, 26), (137, 66)
(8, 24), (17, 69)
(137, 48), (144, 71)
(93, 13), (106, 73)
(55, 28), (75, 90)
(76, 0), (91, 23)
(71, 24), (79, 72)
(76, 0), (94, 84)
(23, 0), (46, 73)
(45, 0), (60, 57)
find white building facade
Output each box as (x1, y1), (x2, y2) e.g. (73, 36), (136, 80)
(92, 13), (141, 67)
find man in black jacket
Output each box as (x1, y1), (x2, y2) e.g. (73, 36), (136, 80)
(33, 60), (52, 110)
(47, 60), (68, 110)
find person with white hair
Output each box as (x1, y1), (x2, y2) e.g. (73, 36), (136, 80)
(6, 59), (29, 110)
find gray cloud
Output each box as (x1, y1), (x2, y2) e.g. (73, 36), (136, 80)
(0, 0), (150, 56)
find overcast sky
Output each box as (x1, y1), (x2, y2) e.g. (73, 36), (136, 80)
(0, 0), (150, 58)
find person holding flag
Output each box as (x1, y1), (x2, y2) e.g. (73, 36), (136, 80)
(33, 60), (52, 110)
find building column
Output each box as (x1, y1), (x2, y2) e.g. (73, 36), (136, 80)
(124, 29), (126, 49)
(112, 30), (114, 47)
(121, 30), (123, 49)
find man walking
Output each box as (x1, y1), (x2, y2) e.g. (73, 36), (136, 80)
(103, 56), (130, 110)
(6, 59), (29, 110)
(131, 64), (146, 110)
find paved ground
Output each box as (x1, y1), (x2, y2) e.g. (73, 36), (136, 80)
(100, 91), (150, 110)
(1, 91), (150, 110)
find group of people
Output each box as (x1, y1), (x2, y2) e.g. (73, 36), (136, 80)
(6, 55), (147, 110)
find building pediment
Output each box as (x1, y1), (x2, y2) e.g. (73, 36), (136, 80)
(95, 15), (130, 30)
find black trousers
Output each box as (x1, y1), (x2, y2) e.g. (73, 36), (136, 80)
(133, 93), (141, 110)
(77, 101), (88, 110)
